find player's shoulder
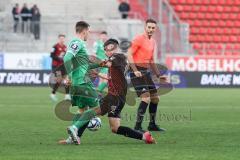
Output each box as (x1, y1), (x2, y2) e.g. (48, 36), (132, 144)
(67, 38), (84, 55)
(132, 34), (144, 44)
(112, 53), (127, 63)
(69, 38), (83, 46)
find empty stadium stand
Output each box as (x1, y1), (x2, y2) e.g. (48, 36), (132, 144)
(0, 0), (145, 52)
(169, 0), (240, 55)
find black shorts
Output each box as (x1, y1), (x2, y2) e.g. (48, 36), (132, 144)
(52, 65), (66, 77)
(129, 66), (157, 97)
(100, 94), (126, 118)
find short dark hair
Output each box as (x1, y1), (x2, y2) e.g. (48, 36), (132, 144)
(145, 18), (157, 24)
(75, 21), (90, 33)
(58, 34), (65, 38)
(100, 31), (108, 35)
(104, 38), (119, 48)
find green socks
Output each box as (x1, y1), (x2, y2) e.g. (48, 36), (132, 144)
(97, 82), (107, 93)
(72, 109), (97, 129)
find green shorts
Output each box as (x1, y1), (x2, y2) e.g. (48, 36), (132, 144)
(70, 83), (99, 109)
(99, 68), (108, 74)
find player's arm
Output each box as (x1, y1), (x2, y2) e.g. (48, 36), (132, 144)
(92, 42), (98, 55)
(50, 45), (62, 61)
(63, 52), (73, 80)
(127, 38), (142, 77)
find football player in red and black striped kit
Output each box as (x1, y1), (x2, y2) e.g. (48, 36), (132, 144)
(50, 34), (70, 101)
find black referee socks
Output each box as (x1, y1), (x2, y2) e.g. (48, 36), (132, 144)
(135, 101), (148, 127)
(116, 126), (143, 140)
(149, 102), (158, 124)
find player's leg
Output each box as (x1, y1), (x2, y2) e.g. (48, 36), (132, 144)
(67, 83), (102, 144)
(63, 76), (71, 100)
(134, 92), (150, 132)
(58, 107), (89, 145)
(147, 75), (166, 132)
(50, 69), (62, 101)
(130, 71), (150, 131)
(108, 97), (156, 144)
(109, 118), (155, 144)
(148, 92), (165, 132)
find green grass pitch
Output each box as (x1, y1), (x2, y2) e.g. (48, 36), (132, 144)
(0, 87), (239, 160)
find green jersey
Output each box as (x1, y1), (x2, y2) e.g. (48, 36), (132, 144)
(93, 40), (107, 60)
(64, 38), (99, 85)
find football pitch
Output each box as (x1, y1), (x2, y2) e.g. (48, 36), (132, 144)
(0, 87), (239, 160)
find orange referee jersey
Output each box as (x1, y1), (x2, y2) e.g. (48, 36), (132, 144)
(130, 33), (156, 68)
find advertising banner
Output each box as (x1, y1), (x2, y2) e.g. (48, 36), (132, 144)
(168, 71), (240, 88)
(3, 53), (51, 70)
(0, 70), (51, 86)
(166, 55), (240, 72)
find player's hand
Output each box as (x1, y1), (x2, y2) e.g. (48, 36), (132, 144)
(134, 71), (142, 77)
(105, 61), (112, 67)
(99, 60), (108, 67)
(159, 75), (169, 84)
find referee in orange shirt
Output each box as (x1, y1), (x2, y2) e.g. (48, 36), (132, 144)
(128, 19), (166, 132)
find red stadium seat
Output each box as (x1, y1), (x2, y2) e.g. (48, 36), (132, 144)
(193, 43), (202, 49)
(206, 50), (215, 55)
(200, 5), (207, 12)
(169, 0), (178, 4)
(216, 6), (224, 12)
(232, 51), (240, 56)
(209, 43), (217, 49)
(233, 44), (240, 50)
(216, 44), (224, 50)
(213, 35), (221, 42)
(226, 20), (234, 27)
(210, 0), (218, 5)
(175, 5), (183, 12)
(186, 0), (194, 5)
(179, 0), (186, 4)
(169, 0), (240, 57)
(230, 36), (237, 43)
(223, 28), (232, 35)
(223, 6), (232, 12)
(222, 36), (230, 42)
(198, 50), (205, 55)
(225, 44), (233, 50)
(191, 27), (199, 34)
(218, 0), (225, 5)
(225, 51), (233, 56)
(219, 20), (226, 27)
(199, 27), (207, 34)
(208, 6), (216, 12)
(197, 12), (205, 19)
(210, 20), (218, 27)
(189, 12), (197, 19)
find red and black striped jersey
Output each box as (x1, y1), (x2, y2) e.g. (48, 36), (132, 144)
(108, 53), (128, 96)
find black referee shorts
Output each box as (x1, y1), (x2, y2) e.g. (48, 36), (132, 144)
(100, 94), (126, 118)
(129, 66), (157, 97)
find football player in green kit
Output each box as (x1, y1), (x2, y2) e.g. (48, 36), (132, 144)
(63, 21), (106, 145)
(93, 31), (108, 94)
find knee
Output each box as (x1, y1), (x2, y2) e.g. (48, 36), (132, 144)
(141, 93), (151, 104)
(151, 97), (159, 104)
(111, 126), (119, 133)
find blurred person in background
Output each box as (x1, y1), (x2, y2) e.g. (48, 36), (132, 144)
(93, 31), (108, 95)
(50, 34), (71, 101)
(31, 5), (41, 40)
(118, 0), (130, 19)
(12, 3), (20, 33)
(20, 3), (30, 33)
